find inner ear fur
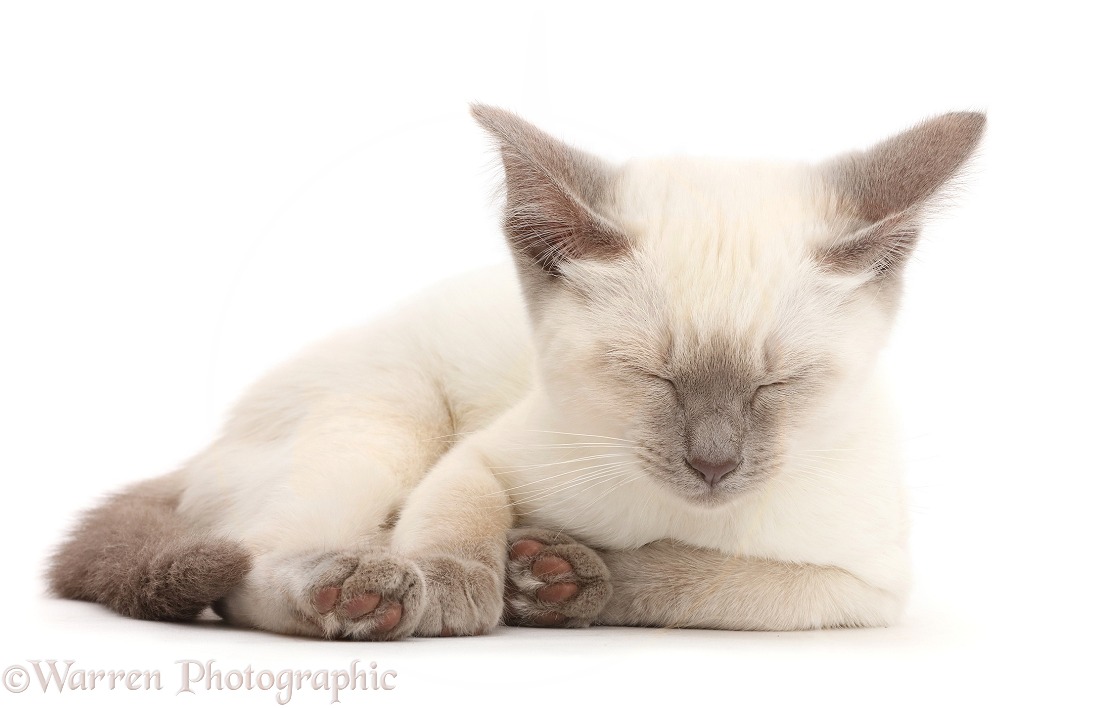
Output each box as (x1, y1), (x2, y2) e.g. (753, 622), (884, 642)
(819, 112), (985, 277)
(470, 104), (627, 275)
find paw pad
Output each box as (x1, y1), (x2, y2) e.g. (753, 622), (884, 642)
(302, 552), (425, 640)
(504, 529), (611, 628)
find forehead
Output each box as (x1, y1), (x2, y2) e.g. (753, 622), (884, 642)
(606, 158), (836, 357)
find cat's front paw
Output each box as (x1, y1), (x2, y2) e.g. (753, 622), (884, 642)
(411, 555), (503, 637)
(503, 528), (611, 628)
(302, 551), (426, 640)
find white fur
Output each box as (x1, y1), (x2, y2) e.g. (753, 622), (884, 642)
(176, 157), (911, 633)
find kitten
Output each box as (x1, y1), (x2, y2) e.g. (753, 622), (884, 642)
(48, 105), (984, 637)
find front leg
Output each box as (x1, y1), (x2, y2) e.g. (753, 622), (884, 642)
(597, 541), (906, 630)
(390, 435), (514, 637)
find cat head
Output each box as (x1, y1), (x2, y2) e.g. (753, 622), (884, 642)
(472, 105), (984, 506)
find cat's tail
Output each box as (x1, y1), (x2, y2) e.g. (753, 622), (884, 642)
(47, 471), (252, 621)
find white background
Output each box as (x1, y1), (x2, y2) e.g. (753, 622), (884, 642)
(2, 2), (1108, 706)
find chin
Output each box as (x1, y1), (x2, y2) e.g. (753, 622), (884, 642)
(661, 476), (753, 507)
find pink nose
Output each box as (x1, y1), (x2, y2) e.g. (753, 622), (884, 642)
(687, 457), (739, 486)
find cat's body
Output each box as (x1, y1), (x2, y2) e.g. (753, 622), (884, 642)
(49, 106), (983, 638)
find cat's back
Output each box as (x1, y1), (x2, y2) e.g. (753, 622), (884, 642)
(221, 263), (535, 442)
(407, 263), (536, 427)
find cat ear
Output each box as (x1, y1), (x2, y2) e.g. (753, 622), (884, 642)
(819, 112), (985, 278)
(470, 104), (627, 275)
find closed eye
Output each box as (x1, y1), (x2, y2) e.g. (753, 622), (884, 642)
(646, 372), (678, 394)
(753, 379), (793, 400)
(651, 373), (676, 387)
(756, 380), (790, 391)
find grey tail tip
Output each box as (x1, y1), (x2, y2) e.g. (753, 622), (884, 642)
(46, 482), (253, 622)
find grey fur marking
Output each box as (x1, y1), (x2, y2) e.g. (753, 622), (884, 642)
(819, 112), (985, 277)
(825, 112), (985, 222)
(412, 555), (502, 636)
(47, 472), (251, 621)
(470, 104), (628, 281)
(597, 541), (901, 630)
(617, 332), (797, 504)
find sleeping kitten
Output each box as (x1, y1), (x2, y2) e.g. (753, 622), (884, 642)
(49, 105), (984, 637)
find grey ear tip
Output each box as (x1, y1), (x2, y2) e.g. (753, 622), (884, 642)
(943, 110), (988, 138)
(957, 110), (987, 128)
(468, 102), (494, 124)
(469, 102), (515, 131)
(468, 101), (493, 117)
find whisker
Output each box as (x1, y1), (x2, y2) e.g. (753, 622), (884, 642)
(505, 443), (642, 451)
(554, 469), (645, 535)
(792, 453), (857, 462)
(508, 464), (636, 506)
(488, 453), (628, 472)
(420, 431), (473, 442)
(794, 447), (867, 453)
(485, 460), (635, 496)
(487, 473), (624, 513)
(523, 429), (636, 444)
(498, 463), (638, 510)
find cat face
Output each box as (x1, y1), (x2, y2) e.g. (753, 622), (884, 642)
(472, 106), (983, 506)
